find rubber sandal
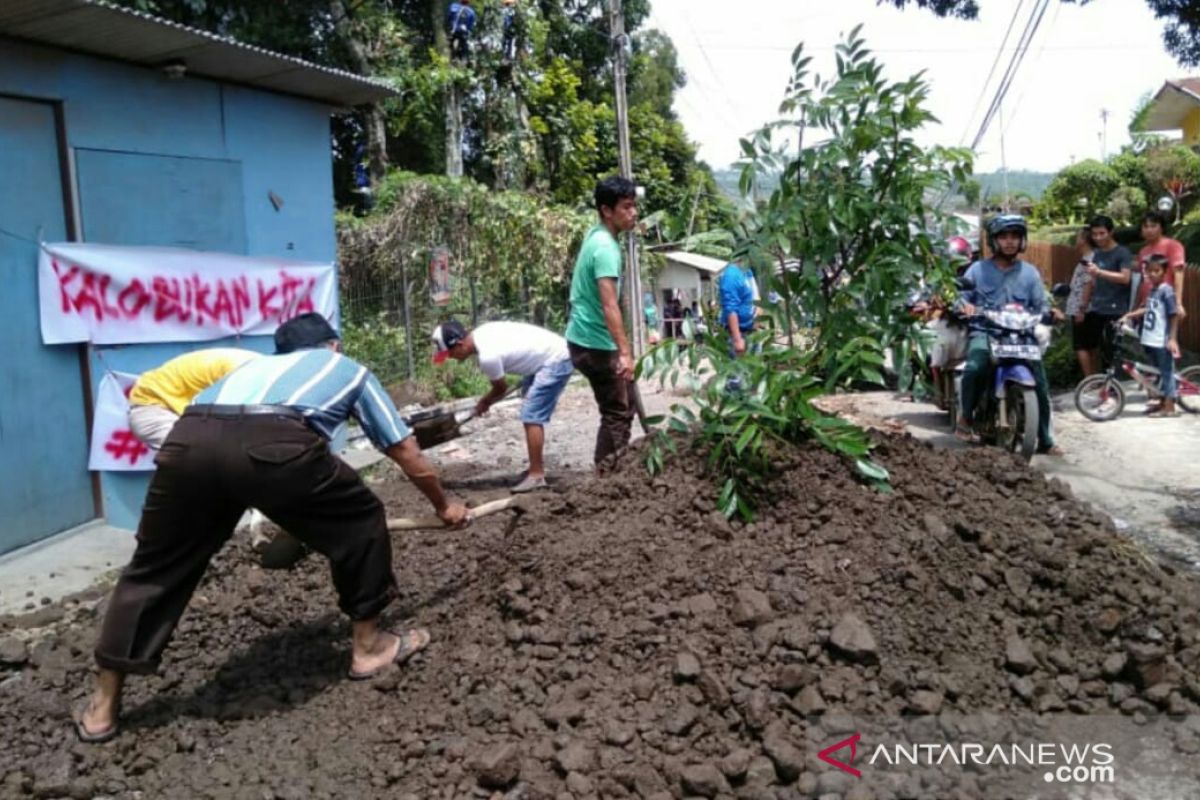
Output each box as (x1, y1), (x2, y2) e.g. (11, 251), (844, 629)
(1036, 445), (1065, 457)
(348, 627), (430, 680)
(74, 716), (119, 744)
(1148, 410), (1180, 418)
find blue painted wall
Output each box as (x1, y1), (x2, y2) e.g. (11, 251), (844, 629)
(0, 39), (338, 532)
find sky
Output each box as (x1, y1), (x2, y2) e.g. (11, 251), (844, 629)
(645, 0), (1183, 174)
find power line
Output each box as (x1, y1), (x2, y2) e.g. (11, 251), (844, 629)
(970, 0), (1051, 153)
(999, 0), (1063, 139)
(957, 0), (1024, 147)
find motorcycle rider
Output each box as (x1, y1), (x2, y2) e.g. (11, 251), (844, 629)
(956, 215), (1063, 456)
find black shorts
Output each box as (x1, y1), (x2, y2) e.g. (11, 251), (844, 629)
(1073, 312), (1118, 352)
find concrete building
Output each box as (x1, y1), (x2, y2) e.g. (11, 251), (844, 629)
(0, 0), (395, 553)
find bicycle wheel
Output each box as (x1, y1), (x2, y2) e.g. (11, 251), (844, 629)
(1177, 365), (1200, 413)
(1074, 374), (1125, 422)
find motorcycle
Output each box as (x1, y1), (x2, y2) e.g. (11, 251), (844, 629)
(953, 291), (1045, 462)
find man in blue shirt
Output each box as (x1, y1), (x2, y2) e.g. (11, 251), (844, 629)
(76, 313), (469, 743)
(718, 260), (758, 355)
(956, 215), (1061, 455)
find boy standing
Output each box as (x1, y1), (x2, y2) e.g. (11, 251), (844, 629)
(1123, 254), (1181, 416)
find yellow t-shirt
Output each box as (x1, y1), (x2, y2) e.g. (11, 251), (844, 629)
(128, 348), (260, 415)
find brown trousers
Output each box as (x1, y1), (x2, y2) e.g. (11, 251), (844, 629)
(94, 410), (397, 674)
(568, 342), (636, 465)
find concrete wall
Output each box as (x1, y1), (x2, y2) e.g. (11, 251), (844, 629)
(0, 39), (338, 532)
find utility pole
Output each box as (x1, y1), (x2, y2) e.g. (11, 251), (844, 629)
(608, 0), (644, 358)
(998, 104), (1011, 212)
(1100, 108), (1109, 160)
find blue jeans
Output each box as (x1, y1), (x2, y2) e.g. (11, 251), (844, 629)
(519, 357), (574, 425)
(1145, 346), (1177, 399)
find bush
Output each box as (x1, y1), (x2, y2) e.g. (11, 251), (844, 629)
(426, 359), (493, 403)
(1042, 327), (1082, 389)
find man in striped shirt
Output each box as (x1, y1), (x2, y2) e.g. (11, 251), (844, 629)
(76, 313), (469, 743)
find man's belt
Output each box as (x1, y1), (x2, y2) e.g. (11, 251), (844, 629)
(186, 404), (304, 421)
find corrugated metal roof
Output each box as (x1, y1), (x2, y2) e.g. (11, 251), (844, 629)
(663, 250), (727, 274)
(0, 0), (398, 107)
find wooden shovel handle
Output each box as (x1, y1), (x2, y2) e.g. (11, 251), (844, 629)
(386, 496), (519, 531)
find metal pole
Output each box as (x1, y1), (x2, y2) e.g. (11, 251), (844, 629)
(609, 0), (644, 359)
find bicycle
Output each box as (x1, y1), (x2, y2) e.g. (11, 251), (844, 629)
(1073, 320), (1200, 421)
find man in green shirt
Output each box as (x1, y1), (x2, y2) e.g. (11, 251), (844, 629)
(566, 176), (639, 465)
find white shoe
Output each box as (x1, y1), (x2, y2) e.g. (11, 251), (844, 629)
(511, 475), (547, 493)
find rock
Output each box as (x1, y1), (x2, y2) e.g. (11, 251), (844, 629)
(632, 675), (656, 701)
(664, 703), (700, 736)
(674, 651), (702, 682)
(0, 636), (28, 666)
(744, 756), (778, 787)
(554, 741), (597, 775)
(1144, 683), (1175, 707)
(685, 593), (718, 616)
(1102, 653), (1129, 679)
(697, 670), (731, 710)
(774, 664), (813, 695)
(1005, 635), (1037, 675)
(565, 771), (594, 795)
(1003, 567), (1031, 598)
(731, 588), (773, 627)
(762, 725), (804, 783)
(472, 744), (521, 789)
(1010, 676), (1035, 702)
(922, 512), (950, 542)
(680, 763), (729, 798)
(720, 749), (753, 780)
(603, 720), (634, 747)
(564, 571), (590, 590)
(907, 690), (944, 715)
(829, 614), (878, 663)
(792, 685), (827, 716)
(1093, 608), (1123, 634)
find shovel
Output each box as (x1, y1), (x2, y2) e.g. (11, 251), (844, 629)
(386, 496), (527, 531)
(407, 385), (521, 449)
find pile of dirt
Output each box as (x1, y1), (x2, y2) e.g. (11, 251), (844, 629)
(2, 435), (1199, 799)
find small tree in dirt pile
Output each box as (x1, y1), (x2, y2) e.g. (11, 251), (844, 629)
(640, 28), (968, 520)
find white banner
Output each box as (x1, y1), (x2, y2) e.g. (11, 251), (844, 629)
(88, 371), (156, 472)
(39, 243), (336, 345)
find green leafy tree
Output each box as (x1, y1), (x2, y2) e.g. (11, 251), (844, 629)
(641, 29), (967, 519)
(1104, 185), (1148, 224)
(1039, 160), (1121, 223)
(1144, 143), (1200, 221)
(737, 28), (971, 380)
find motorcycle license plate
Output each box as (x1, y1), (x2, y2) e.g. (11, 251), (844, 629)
(991, 342), (1040, 359)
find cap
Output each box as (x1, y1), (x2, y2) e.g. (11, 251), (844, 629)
(430, 320), (467, 364)
(274, 312), (339, 354)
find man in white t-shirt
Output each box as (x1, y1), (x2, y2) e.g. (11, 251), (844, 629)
(432, 320), (574, 492)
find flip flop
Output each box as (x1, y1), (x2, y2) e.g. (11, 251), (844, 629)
(511, 474), (547, 494)
(1036, 445), (1065, 457)
(347, 627), (430, 681)
(73, 716), (118, 744)
(1148, 410), (1180, 418)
